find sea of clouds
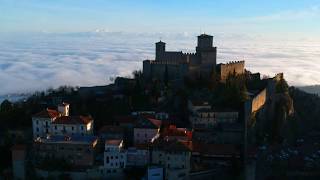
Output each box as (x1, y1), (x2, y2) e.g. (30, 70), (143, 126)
(0, 31), (319, 98)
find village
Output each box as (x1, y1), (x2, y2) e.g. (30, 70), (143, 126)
(8, 34), (299, 180)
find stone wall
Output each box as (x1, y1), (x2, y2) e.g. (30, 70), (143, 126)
(251, 89), (267, 113)
(218, 61), (245, 82)
(143, 60), (188, 81)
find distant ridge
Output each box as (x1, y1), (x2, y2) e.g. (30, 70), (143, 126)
(297, 85), (320, 95)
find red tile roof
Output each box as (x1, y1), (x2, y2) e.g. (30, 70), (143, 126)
(161, 126), (188, 137)
(106, 139), (122, 146)
(53, 115), (93, 125)
(33, 108), (60, 119)
(148, 118), (162, 128)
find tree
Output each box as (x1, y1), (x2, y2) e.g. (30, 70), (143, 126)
(276, 77), (289, 93)
(0, 100), (12, 112)
(164, 65), (169, 86)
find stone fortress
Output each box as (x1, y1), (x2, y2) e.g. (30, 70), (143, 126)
(143, 34), (245, 82)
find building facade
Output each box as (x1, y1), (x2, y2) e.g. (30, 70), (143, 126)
(151, 139), (191, 180)
(32, 103), (94, 139)
(188, 100), (238, 129)
(103, 140), (127, 171)
(134, 115), (162, 144)
(34, 135), (98, 167)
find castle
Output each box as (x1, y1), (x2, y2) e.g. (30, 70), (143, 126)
(143, 34), (245, 82)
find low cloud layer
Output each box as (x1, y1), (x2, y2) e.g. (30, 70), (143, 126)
(0, 32), (319, 96)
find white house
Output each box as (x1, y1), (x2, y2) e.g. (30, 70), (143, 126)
(32, 108), (60, 139)
(151, 139), (191, 180)
(51, 115), (94, 136)
(134, 115), (162, 144)
(32, 103), (94, 139)
(126, 144), (150, 167)
(104, 139), (127, 173)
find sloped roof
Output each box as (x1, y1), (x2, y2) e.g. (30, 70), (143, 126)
(136, 115), (162, 129)
(53, 115), (93, 125)
(33, 108), (60, 119)
(105, 139), (122, 146)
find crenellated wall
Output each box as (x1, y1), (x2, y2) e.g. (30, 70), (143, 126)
(217, 61), (245, 82)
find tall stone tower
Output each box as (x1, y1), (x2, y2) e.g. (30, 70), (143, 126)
(196, 34), (217, 75)
(155, 41), (165, 61)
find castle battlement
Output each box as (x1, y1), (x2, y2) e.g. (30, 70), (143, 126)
(183, 52), (197, 56)
(221, 60), (245, 66)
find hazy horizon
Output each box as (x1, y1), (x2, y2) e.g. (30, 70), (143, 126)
(1, 0), (320, 96)
(0, 31), (320, 96)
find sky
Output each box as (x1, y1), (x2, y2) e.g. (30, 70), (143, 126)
(1, 0), (320, 36)
(0, 0), (320, 97)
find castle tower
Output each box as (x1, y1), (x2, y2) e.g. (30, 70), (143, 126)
(196, 34), (213, 50)
(155, 41), (165, 61)
(196, 34), (217, 75)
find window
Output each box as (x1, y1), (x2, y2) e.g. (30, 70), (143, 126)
(55, 125), (57, 130)
(167, 164), (170, 168)
(168, 157), (170, 160)
(106, 156), (109, 163)
(81, 126), (84, 130)
(111, 156), (113, 159)
(36, 120), (39, 125)
(72, 126), (74, 130)
(116, 156), (118, 159)
(36, 128), (39, 132)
